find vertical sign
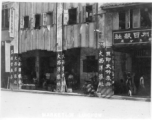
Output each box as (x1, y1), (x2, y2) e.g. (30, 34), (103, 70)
(98, 43), (105, 86)
(10, 46), (16, 84)
(56, 3), (66, 92)
(10, 46), (22, 88)
(56, 52), (65, 92)
(1, 41), (5, 87)
(111, 51), (115, 83)
(9, 7), (15, 38)
(105, 47), (112, 86)
(57, 3), (63, 51)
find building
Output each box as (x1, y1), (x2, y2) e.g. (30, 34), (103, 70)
(1, 2), (151, 97)
(100, 3), (151, 96)
(1, 2), (19, 88)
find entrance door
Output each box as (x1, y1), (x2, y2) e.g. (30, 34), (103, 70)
(132, 51), (151, 96)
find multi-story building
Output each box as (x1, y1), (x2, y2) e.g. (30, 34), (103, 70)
(100, 3), (151, 96)
(1, 2), (151, 97)
(1, 2), (19, 88)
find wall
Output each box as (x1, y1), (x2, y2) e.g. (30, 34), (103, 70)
(19, 2), (57, 53)
(80, 48), (98, 86)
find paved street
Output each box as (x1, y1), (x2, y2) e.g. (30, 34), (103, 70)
(0, 91), (151, 119)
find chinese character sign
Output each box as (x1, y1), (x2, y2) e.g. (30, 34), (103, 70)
(56, 52), (65, 92)
(98, 43), (105, 86)
(9, 7), (15, 38)
(10, 46), (22, 85)
(105, 47), (113, 87)
(113, 29), (151, 44)
(57, 3), (63, 51)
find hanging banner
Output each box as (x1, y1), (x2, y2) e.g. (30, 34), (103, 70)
(20, 17), (24, 29)
(42, 13), (47, 26)
(56, 52), (65, 92)
(10, 46), (22, 88)
(30, 14), (35, 29)
(57, 3), (63, 52)
(98, 42), (105, 86)
(105, 47), (112, 86)
(9, 7), (15, 38)
(64, 10), (69, 25)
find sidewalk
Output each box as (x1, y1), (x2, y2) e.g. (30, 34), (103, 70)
(1, 88), (151, 102)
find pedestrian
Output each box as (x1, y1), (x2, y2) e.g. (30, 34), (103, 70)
(126, 72), (133, 96)
(140, 74), (145, 88)
(119, 79), (124, 94)
(131, 73), (137, 95)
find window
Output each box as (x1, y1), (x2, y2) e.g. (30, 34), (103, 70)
(2, 9), (9, 29)
(35, 14), (41, 29)
(119, 11), (125, 29)
(24, 16), (29, 29)
(46, 12), (53, 26)
(83, 56), (98, 72)
(140, 8), (151, 28)
(86, 5), (93, 22)
(68, 8), (77, 25)
(130, 9), (133, 29)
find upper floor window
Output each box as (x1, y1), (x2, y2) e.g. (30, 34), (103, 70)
(119, 11), (125, 30)
(86, 5), (93, 22)
(140, 8), (151, 28)
(68, 8), (77, 25)
(24, 16), (29, 29)
(2, 9), (9, 29)
(46, 12), (53, 26)
(35, 14), (41, 29)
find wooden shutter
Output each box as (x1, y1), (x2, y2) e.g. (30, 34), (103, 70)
(63, 10), (69, 25)
(83, 6), (86, 23)
(30, 14), (35, 29)
(20, 17), (24, 29)
(133, 9), (140, 28)
(42, 13), (47, 26)
(53, 4), (56, 25)
(125, 10), (130, 29)
(92, 3), (97, 22)
(113, 12), (119, 30)
(77, 6), (80, 23)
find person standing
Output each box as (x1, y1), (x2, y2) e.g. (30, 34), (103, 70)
(140, 74), (145, 88)
(132, 73), (137, 95)
(126, 72), (133, 96)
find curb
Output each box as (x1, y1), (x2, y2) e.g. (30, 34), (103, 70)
(1, 88), (151, 102)
(1, 88), (86, 97)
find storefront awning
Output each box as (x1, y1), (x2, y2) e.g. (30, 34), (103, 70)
(112, 42), (151, 53)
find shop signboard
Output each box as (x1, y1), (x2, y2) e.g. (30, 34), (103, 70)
(97, 43), (114, 95)
(57, 3), (63, 52)
(105, 47), (113, 86)
(113, 29), (151, 44)
(56, 52), (65, 92)
(10, 46), (22, 88)
(9, 7), (15, 38)
(98, 43), (105, 86)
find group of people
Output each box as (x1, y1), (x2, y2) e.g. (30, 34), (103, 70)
(126, 72), (145, 96)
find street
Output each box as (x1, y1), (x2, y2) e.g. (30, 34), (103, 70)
(0, 91), (151, 119)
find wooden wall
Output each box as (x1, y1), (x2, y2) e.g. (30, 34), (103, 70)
(19, 2), (56, 53)
(63, 3), (97, 51)
(19, 3), (99, 53)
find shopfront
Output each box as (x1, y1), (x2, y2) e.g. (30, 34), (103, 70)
(113, 28), (151, 96)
